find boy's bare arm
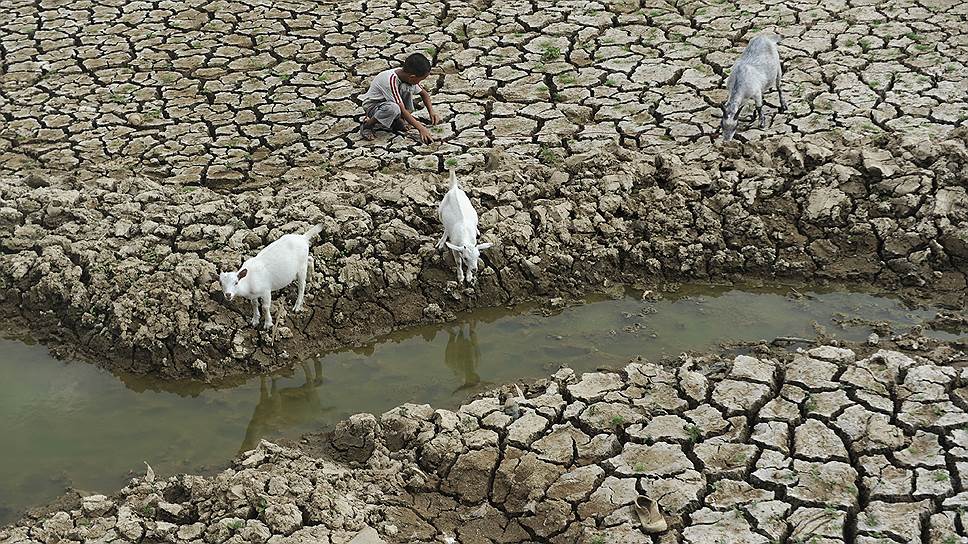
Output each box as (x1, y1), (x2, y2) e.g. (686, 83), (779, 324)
(400, 107), (433, 144)
(420, 89), (441, 125)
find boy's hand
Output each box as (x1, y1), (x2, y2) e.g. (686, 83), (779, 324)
(429, 109), (441, 125)
(418, 126), (434, 144)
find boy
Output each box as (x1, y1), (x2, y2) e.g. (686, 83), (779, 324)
(359, 53), (441, 144)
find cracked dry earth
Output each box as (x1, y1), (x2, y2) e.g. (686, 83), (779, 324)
(4, 345), (968, 543)
(1, 0), (966, 185)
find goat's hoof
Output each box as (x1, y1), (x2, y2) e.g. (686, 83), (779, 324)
(250, 319), (260, 327)
(293, 305), (302, 313)
(263, 322), (273, 331)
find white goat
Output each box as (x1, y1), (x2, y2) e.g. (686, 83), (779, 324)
(721, 33), (787, 141)
(437, 168), (492, 284)
(219, 224), (323, 330)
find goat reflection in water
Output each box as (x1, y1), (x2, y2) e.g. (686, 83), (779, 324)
(239, 361), (333, 453)
(445, 321), (491, 394)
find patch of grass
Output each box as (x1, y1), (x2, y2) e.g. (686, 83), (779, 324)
(905, 32), (922, 42)
(537, 145), (559, 165)
(611, 415), (626, 427)
(558, 73), (576, 85)
(684, 424), (701, 442)
(591, 535), (606, 544)
(859, 38), (872, 52)
(424, 46), (435, 57)
(541, 43), (562, 62)
(933, 470), (950, 482)
(226, 519), (244, 531)
(914, 43), (933, 52)
(633, 463), (647, 472)
(444, 157), (458, 168)
(140, 505), (155, 517)
(803, 394), (817, 412)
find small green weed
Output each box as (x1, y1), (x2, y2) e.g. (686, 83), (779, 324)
(541, 43), (562, 62)
(537, 145), (559, 165)
(684, 424), (701, 442)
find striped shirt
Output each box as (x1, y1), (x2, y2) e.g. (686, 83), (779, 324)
(360, 68), (422, 108)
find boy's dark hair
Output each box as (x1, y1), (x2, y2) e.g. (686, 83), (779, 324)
(402, 53), (431, 77)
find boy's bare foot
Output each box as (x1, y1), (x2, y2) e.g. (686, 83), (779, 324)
(359, 118), (376, 140)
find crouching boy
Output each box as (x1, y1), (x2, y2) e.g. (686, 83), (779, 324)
(359, 53), (441, 144)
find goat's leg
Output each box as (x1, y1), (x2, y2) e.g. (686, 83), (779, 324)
(776, 71), (788, 112)
(755, 93), (766, 128)
(250, 298), (261, 327)
(436, 231), (447, 249)
(453, 250), (464, 283)
(261, 292), (273, 330)
(294, 261), (307, 312)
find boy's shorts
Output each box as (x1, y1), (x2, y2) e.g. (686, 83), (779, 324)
(363, 92), (416, 129)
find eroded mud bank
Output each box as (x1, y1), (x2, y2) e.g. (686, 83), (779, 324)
(2, 132), (967, 379)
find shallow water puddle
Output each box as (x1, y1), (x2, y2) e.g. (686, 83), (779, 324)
(0, 285), (960, 523)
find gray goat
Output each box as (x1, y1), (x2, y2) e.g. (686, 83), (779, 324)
(721, 34), (787, 141)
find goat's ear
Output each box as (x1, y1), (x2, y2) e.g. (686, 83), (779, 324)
(238, 268), (248, 280)
(445, 241), (461, 251)
(476, 242), (493, 250)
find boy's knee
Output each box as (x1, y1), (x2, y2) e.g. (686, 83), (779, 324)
(383, 102), (401, 117)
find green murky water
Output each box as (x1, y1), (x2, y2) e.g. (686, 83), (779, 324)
(0, 285), (961, 524)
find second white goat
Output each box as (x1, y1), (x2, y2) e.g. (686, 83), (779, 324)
(721, 33), (787, 141)
(219, 224), (323, 330)
(437, 169), (492, 284)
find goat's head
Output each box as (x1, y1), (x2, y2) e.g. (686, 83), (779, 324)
(219, 268), (248, 301)
(446, 241), (493, 282)
(721, 102), (740, 142)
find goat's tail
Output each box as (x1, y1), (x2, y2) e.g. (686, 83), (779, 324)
(303, 224), (324, 241)
(448, 167), (459, 190)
